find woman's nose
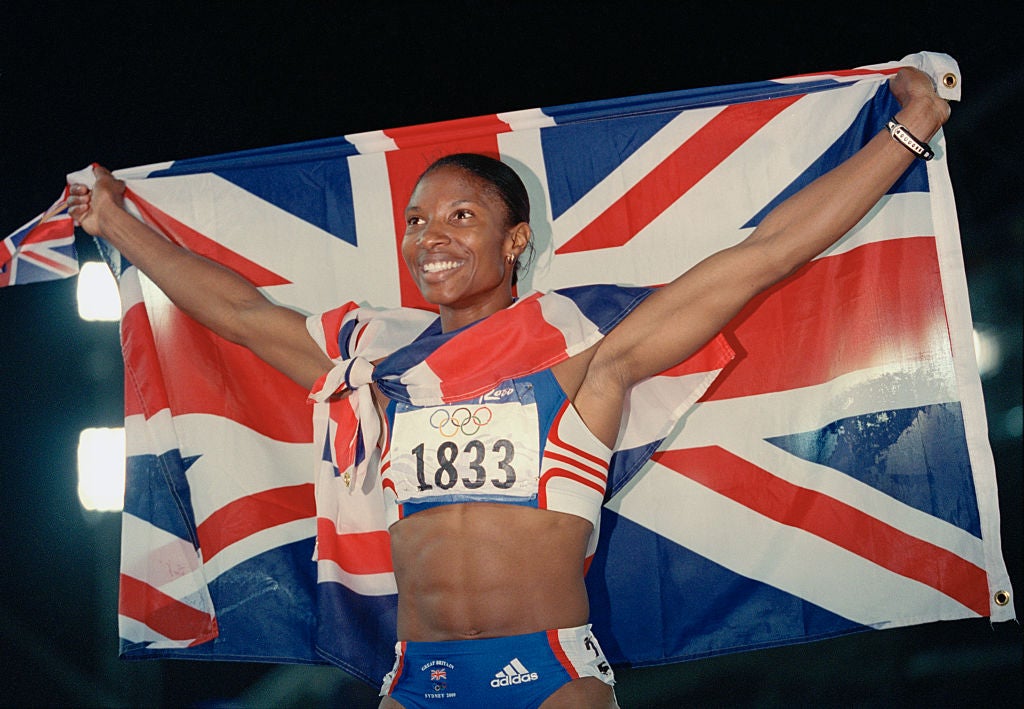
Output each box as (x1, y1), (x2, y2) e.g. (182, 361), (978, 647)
(417, 219), (450, 246)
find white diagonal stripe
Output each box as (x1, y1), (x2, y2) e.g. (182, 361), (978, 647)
(606, 460), (981, 625)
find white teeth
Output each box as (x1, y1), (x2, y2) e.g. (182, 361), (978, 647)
(422, 260), (461, 273)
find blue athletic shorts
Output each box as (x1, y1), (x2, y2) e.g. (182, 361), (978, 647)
(380, 624), (614, 708)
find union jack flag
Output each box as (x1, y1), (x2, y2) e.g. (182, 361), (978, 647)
(6, 51), (1014, 686)
(0, 191), (77, 287)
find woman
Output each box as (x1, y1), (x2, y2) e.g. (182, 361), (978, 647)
(69, 67), (948, 708)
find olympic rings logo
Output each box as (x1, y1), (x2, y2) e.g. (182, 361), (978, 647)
(429, 406), (493, 437)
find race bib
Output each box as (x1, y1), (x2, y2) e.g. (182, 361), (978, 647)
(388, 380), (540, 504)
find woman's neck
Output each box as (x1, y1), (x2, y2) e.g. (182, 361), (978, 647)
(438, 292), (516, 332)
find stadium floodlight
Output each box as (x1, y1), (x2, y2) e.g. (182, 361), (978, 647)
(76, 261), (121, 322)
(77, 427), (126, 512)
(972, 326), (1002, 379)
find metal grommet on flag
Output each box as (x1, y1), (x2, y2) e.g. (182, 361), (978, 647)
(942, 72), (957, 89)
(994, 590), (1011, 607)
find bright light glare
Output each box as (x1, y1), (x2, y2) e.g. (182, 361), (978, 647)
(972, 327), (1002, 379)
(77, 261), (121, 321)
(77, 427), (126, 512)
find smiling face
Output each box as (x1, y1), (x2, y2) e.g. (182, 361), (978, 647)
(402, 165), (530, 330)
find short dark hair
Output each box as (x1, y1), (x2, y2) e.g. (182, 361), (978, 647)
(418, 153), (531, 227)
(417, 153), (534, 284)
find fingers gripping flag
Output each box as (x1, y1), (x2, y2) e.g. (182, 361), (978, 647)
(5, 51), (1014, 685)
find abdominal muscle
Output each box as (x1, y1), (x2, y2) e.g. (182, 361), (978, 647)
(389, 502), (594, 641)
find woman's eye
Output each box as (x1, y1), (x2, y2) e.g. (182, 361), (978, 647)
(454, 209), (473, 220)
(406, 216), (424, 226)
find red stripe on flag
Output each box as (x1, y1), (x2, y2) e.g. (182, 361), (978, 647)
(426, 294), (570, 401)
(704, 237), (949, 401)
(198, 483), (316, 561)
(20, 216), (75, 247)
(316, 518), (394, 575)
(126, 189), (290, 288)
(330, 397), (360, 473)
(21, 249), (75, 275)
(654, 446), (991, 616)
(122, 301), (170, 417)
(118, 573), (218, 643)
(319, 302), (361, 359)
(385, 114), (512, 150)
(783, 67), (900, 80)
(383, 128), (505, 310)
(121, 286), (312, 440)
(556, 95), (803, 254)
(658, 333), (734, 378)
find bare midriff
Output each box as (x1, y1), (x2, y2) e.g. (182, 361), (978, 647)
(389, 502), (593, 641)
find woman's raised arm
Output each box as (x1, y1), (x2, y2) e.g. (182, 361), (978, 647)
(69, 166), (334, 390)
(576, 67), (950, 435)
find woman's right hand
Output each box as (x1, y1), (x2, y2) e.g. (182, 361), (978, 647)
(67, 165), (126, 236)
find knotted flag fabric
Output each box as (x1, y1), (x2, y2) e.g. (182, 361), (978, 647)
(5, 51), (1015, 686)
(304, 287), (734, 679)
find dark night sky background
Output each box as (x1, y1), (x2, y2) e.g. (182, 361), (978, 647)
(1, 2), (1020, 707)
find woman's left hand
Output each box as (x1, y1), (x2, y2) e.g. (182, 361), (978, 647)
(889, 67), (951, 128)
